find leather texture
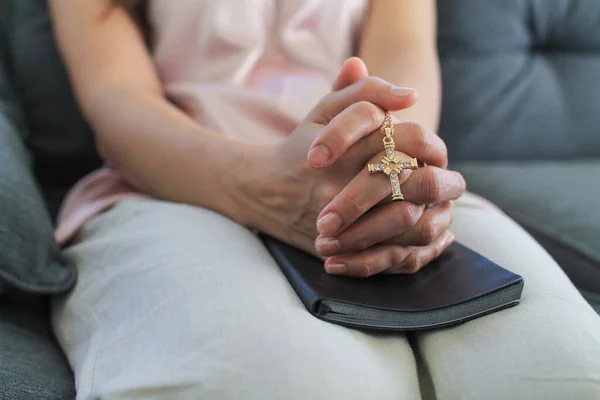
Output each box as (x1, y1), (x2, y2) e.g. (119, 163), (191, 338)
(261, 235), (524, 330)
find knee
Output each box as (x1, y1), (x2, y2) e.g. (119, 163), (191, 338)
(173, 327), (417, 399)
(83, 330), (414, 400)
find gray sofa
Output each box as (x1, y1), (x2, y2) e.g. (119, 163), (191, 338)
(0, 0), (598, 398)
(437, 0), (600, 311)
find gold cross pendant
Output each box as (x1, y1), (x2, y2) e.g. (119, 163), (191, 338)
(368, 155), (418, 201)
(366, 117), (418, 201)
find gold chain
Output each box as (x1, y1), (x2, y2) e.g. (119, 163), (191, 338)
(367, 111), (418, 202)
(381, 112), (395, 150)
(380, 112), (394, 136)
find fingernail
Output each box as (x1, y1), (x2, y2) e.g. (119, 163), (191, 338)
(445, 232), (455, 246)
(325, 264), (347, 275)
(390, 86), (418, 98)
(307, 144), (331, 167)
(317, 213), (342, 236)
(316, 237), (340, 254)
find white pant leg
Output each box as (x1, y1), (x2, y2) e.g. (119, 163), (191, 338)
(415, 193), (600, 400)
(51, 197), (421, 400)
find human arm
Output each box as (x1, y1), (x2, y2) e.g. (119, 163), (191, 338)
(49, 0), (460, 276)
(359, 0), (441, 132)
(48, 0), (262, 224)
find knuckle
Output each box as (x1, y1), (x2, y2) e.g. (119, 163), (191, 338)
(404, 121), (430, 150)
(317, 184), (339, 209)
(403, 252), (421, 274)
(356, 101), (381, 129)
(339, 193), (364, 216)
(313, 96), (333, 122)
(397, 204), (421, 228)
(356, 79), (370, 96)
(356, 263), (374, 278)
(422, 169), (443, 202)
(354, 233), (371, 251)
(390, 246), (407, 267)
(327, 124), (352, 150)
(419, 219), (439, 245)
(358, 77), (384, 98)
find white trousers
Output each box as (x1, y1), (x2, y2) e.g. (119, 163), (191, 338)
(52, 194), (600, 400)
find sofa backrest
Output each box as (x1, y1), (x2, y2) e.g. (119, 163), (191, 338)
(437, 0), (600, 161)
(6, 0), (600, 215)
(6, 0), (102, 218)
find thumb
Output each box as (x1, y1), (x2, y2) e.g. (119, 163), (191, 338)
(332, 57), (369, 91)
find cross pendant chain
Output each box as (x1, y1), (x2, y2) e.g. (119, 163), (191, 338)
(367, 114), (418, 201)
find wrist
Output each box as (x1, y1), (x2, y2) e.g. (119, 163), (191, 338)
(220, 141), (279, 230)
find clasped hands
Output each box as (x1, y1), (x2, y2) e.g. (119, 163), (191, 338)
(240, 58), (466, 277)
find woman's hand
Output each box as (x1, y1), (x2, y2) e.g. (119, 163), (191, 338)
(315, 156), (464, 276)
(235, 59), (464, 277)
(236, 72), (422, 253)
(311, 135), (465, 277)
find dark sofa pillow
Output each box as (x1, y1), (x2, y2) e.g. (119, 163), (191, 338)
(0, 289), (76, 399)
(7, 0), (102, 220)
(0, 109), (75, 295)
(0, 2), (75, 295)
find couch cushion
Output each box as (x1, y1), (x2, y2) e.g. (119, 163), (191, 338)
(0, 110), (74, 294)
(437, 0), (600, 161)
(0, 290), (75, 399)
(7, 0), (102, 219)
(0, 1), (75, 295)
(455, 161), (600, 295)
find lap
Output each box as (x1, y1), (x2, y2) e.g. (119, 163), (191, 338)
(52, 197), (419, 400)
(420, 193), (600, 400)
(52, 195), (600, 400)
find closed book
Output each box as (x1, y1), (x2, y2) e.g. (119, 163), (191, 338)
(260, 234), (524, 331)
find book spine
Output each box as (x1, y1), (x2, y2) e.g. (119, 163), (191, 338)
(263, 241), (320, 313)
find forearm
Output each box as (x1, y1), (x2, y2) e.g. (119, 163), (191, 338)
(360, 47), (440, 132)
(359, 0), (441, 132)
(48, 1), (268, 224)
(85, 83), (266, 224)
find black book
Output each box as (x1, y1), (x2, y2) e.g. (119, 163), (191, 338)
(260, 234), (524, 331)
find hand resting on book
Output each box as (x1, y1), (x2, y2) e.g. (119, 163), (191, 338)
(238, 58), (466, 277)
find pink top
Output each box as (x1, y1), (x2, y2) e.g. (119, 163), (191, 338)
(55, 0), (368, 245)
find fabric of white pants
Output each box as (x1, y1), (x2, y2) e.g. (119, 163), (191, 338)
(52, 194), (600, 400)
